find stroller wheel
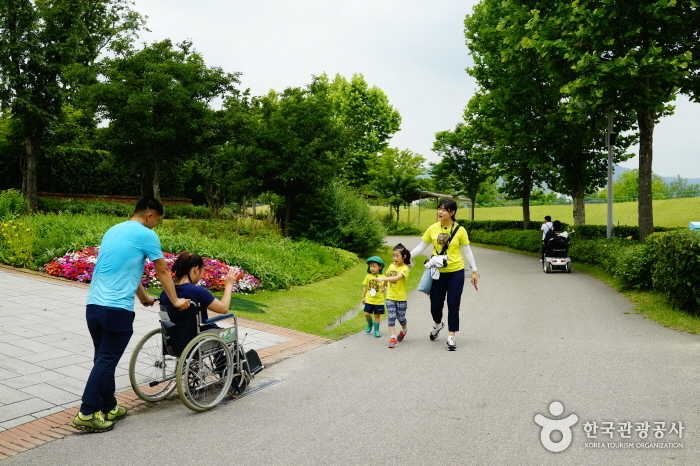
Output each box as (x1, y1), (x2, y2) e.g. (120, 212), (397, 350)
(545, 263), (552, 274)
(566, 263), (572, 273)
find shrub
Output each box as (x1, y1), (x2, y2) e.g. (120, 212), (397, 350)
(571, 224), (674, 240)
(467, 229), (541, 252)
(384, 222), (422, 236)
(462, 220), (544, 232)
(0, 217), (34, 267)
(7, 213), (357, 291)
(38, 198), (216, 219)
(0, 189), (27, 219)
(646, 231), (700, 314)
(286, 183), (385, 256)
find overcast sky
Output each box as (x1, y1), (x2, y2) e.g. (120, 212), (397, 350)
(136, 0), (700, 178)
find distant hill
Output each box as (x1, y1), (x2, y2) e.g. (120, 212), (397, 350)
(613, 165), (700, 185)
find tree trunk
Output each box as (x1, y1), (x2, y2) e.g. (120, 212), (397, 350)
(152, 163), (161, 200)
(283, 198), (292, 235)
(637, 109), (655, 241)
(572, 177), (586, 225)
(469, 190), (477, 221)
(395, 205), (400, 224)
(521, 168), (532, 229)
(22, 136), (39, 211)
(141, 164), (154, 198)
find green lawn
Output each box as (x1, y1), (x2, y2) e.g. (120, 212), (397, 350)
(152, 247), (425, 340)
(372, 196), (700, 230)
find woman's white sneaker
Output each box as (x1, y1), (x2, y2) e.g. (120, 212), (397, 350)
(429, 322), (444, 341)
(446, 335), (456, 351)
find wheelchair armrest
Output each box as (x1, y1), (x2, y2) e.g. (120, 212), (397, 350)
(203, 314), (235, 324)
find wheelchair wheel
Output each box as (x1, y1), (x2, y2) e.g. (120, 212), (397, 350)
(129, 329), (177, 402)
(176, 332), (233, 412)
(228, 346), (250, 397)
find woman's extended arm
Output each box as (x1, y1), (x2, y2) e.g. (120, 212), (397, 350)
(208, 268), (238, 314)
(410, 241), (431, 259)
(462, 245), (478, 272)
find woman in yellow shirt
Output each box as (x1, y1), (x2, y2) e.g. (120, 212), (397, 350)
(410, 199), (479, 351)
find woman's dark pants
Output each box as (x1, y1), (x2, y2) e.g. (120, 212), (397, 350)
(80, 305), (134, 415)
(429, 270), (465, 332)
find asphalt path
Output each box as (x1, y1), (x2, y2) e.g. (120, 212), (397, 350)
(7, 237), (699, 465)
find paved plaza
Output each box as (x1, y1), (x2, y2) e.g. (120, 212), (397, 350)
(0, 269), (289, 431)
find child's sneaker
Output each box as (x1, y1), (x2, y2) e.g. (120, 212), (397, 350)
(429, 322), (444, 341)
(397, 330), (407, 342)
(104, 404), (127, 421)
(388, 337), (398, 348)
(71, 411), (114, 433)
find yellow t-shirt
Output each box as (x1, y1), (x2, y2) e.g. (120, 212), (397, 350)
(385, 263), (410, 302)
(421, 222), (470, 273)
(362, 273), (386, 305)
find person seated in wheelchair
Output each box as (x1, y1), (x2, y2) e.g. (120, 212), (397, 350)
(158, 252), (240, 354)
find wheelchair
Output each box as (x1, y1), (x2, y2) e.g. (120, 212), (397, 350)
(128, 303), (263, 412)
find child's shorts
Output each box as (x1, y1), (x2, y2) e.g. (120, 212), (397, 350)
(364, 303), (385, 315)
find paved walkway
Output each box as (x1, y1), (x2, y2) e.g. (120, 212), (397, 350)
(3, 239), (700, 465)
(0, 269), (294, 431)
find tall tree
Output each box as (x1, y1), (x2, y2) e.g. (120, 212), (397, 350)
(91, 40), (239, 199)
(0, 0), (143, 210)
(523, 0), (692, 239)
(432, 124), (492, 221)
(246, 77), (346, 231)
(369, 147), (425, 223)
(328, 73), (402, 189)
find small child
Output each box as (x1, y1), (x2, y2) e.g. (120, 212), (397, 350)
(362, 256), (386, 338)
(378, 244), (410, 348)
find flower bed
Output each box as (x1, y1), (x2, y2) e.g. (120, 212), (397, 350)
(44, 247), (261, 292)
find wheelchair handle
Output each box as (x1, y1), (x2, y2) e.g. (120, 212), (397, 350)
(203, 314), (235, 324)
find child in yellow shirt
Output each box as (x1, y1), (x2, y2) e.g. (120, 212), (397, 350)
(377, 244), (411, 348)
(361, 256), (386, 338)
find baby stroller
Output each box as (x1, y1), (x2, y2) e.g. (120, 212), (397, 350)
(542, 221), (572, 273)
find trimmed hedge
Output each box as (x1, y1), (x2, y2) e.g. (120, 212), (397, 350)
(462, 219), (674, 241)
(38, 198), (215, 219)
(468, 228), (699, 315)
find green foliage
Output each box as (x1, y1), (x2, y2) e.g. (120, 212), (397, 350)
(467, 229), (542, 252)
(0, 217), (34, 267)
(432, 123), (493, 220)
(0, 0), (145, 208)
(571, 224), (674, 241)
(614, 169), (668, 200)
(328, 74), (402, 188)
(37, 198), (215, 219)
(285, 183), (385, 256)
(91, 39), (239, 198)
(0, 189), (27, 219)
(0, 214), (357, 290)
(646, 231), (700, 314)
(369, 147), (425, 223)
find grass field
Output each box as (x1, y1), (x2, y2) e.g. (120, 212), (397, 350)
(372, 196), (700, 230)
(149, 247), (426, 340)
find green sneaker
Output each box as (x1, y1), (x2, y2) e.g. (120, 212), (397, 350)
(105, 404), (128, 421)
(71, 411), (114, 433)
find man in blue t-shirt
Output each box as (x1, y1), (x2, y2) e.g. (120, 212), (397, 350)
(72, 197), (190, 433)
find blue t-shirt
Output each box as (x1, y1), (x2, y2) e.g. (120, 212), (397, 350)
(87, 220), (164, 311)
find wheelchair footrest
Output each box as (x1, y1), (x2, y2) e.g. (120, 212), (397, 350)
(245, 349), (264, 375)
